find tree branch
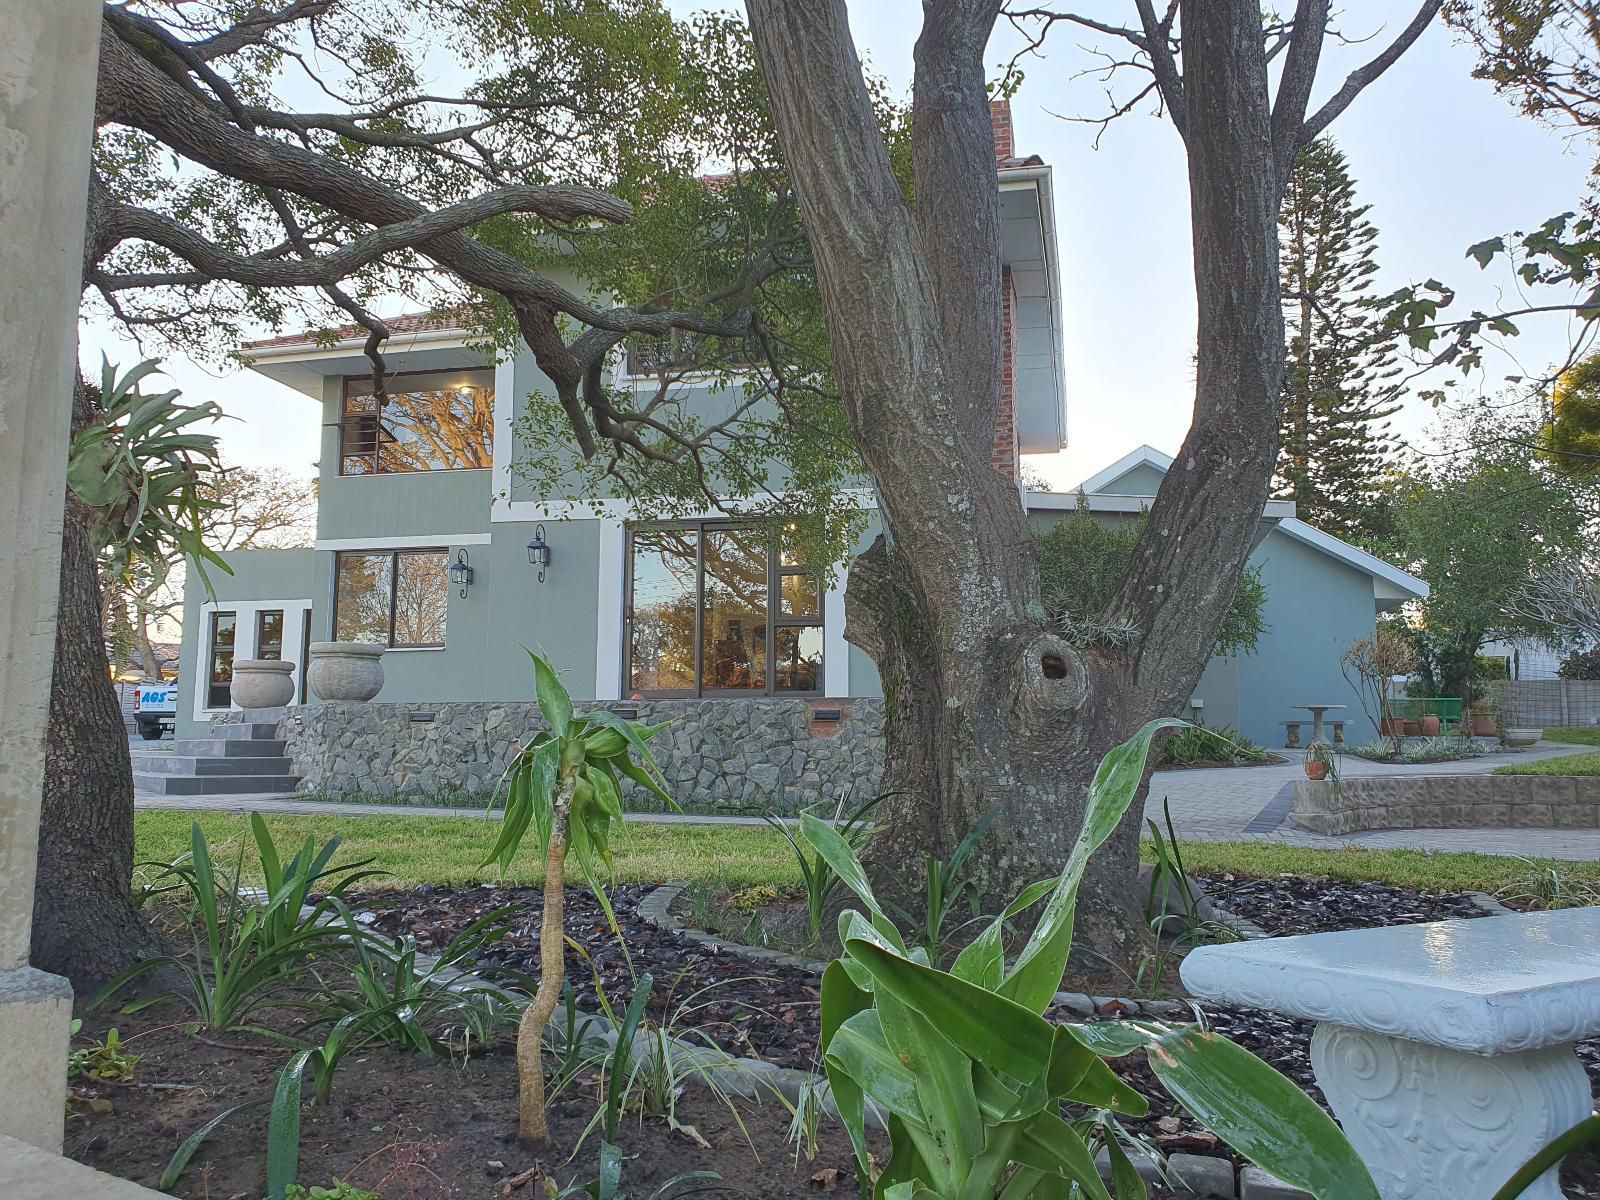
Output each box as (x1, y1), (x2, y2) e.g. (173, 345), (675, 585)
(1270, 0), (1330, 184)
(1299, 2), (1442, 147)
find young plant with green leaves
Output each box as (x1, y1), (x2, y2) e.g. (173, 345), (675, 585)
(761, 790), (884, 945)
(481, 649), (674, 1145)
(801, 719), (1379, 1200)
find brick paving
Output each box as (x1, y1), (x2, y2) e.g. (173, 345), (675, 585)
(135, 741), (1600, 860)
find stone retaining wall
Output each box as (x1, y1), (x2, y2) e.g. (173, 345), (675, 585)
(1289, 774), (1600, 835)
(258, 698), (885, 813)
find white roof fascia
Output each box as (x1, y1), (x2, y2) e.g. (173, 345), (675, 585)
(999, 164), (1067, 451)
(1074, 445), (1175, 494)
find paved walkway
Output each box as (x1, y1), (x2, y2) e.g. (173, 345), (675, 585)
(135, 740), (1600, 861)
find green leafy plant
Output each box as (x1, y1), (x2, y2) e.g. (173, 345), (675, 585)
(313, 900), (519, 1053)
(1304, 741), (1341, 781)
(285, 1182), (380, 1200)
(91, 820), (368, 1031)
(159, 1098), (268, 1191)
(803, 718), (1380, 1200)
(68, 357), (231, 593)
(1495, 857), (1600, 911)
(481, 649), (675, 1145)
(1492, 1113), (1600, 1199)
(761, 790), (885, 945)
(1158, 724), (1267, 766)
(889, 809), (995, 964)
(68, 1025), (140, 1084)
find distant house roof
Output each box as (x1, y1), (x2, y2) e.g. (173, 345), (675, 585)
(1032, 443), (1429, 607)
(243, 308), (474, 353)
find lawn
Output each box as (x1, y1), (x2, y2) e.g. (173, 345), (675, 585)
(1495, 751), (1600, 776)
(133, 812), (1600, 896)
(1540, 726), (1600, 746)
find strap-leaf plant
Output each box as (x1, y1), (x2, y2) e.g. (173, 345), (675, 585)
(803, 718), (1381, 1200)
(481, 649), (674, 1145)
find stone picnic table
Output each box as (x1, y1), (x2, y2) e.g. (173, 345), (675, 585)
(1181, 906), (1600, 1200)
(1293, 703), (1346, 746)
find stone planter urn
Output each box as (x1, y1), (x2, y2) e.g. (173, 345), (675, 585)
(229, 659), (296, 710)
(1504, 726), (1543, 748)
(307, 641), (386, 702)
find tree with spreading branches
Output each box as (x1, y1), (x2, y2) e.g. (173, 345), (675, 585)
(63, 0), (1441, 981)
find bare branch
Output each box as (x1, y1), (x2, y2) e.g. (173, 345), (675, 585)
(1133, 0), (1186, 135)
(1299, 2), (1442, 147)
(1271, 1), (1330, 184)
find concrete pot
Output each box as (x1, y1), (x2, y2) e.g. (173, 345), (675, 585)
(1419, 714), (1441, 737)
(1504, 726), (1543, 748)
(229, 659), (295, 709)
(307, 641), (386, 702)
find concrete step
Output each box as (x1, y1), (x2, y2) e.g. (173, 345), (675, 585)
(173, 738), (287, 757)
(133, 773), (299, 796)
(212, 722), (281, 741)
(133, 754), (294, 777)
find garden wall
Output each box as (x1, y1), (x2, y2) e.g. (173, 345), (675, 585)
(1289, 774), (1600, 835)
(260, 698), (885, 814)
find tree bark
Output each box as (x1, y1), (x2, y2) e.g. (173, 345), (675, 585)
(744, 0), (1291, 969)
(30, 371), (160, 989)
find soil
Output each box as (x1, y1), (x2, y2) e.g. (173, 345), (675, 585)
(66, 876), (1600, 1197)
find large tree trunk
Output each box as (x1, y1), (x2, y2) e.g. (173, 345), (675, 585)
(31, 372), (159, 989)
(746, 0), (1287, 968)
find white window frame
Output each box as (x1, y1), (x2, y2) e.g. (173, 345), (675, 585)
(194, 599), (314, 721)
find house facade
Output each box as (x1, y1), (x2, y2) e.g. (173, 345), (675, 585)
(171, 103), (1425, 773)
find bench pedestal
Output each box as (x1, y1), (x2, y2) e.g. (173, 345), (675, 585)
(1311, 1024), (1590, 1200)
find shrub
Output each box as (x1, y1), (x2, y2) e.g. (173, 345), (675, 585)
(1159, 724), (1267, 765)
(1559, 647), (1600, 679)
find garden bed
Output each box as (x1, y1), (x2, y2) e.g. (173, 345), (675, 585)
(70, 876), (1600, 1198)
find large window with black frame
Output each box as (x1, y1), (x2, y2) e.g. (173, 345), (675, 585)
(206, 610), (237, 708)
(333, 549), (449, 648)
(338, 368), (493, 475)
(626, 523), (823, 697)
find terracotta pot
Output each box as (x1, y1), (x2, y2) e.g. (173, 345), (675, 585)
(1419, 714), (1441, 736)
(307, 641), (386, 702)
(1379, 716), (1402, 738)
(1471, 714), (1498, 737)
(1304, 759), (1329, 781)
(229, 659), (295, 709)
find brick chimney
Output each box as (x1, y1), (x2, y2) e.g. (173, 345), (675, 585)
(991, 100), (1021, 482)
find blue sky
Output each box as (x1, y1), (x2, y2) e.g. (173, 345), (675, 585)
(80, 2), (1595, 489)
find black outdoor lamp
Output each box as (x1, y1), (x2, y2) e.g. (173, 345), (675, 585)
(449, 547), (474, 598)
(526, 524), (551, 583)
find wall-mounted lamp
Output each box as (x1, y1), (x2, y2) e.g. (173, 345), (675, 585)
(449, 547), (474, 598)
(526, 524), (551, 583)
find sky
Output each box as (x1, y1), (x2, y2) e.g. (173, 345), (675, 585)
(80, 2), (1596, 491)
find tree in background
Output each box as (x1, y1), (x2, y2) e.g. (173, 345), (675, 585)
(1540, 352), (1600, 477)
(1277, 137), (1400, 538)
(104, 466), (317, 680)
(1383, 409), (1593, 700)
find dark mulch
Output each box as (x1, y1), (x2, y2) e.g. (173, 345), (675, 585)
(1197, 873), (1492, 934)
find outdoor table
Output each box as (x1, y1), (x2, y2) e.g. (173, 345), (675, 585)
(1182, 907), (1600, 1200)
(1293, 703), (1346, 746)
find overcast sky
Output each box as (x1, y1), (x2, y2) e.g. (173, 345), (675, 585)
(80, 2), (1595, 490)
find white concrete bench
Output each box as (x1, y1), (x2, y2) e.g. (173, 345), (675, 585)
(1181, 907), (1600, 1200)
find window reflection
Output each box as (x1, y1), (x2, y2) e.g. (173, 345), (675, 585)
(628, 529), (699, 693)
(334, 550), (447, 647)
(340, 370), (493, 475)
(207, 612), (236, 708)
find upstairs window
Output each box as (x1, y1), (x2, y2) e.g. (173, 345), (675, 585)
(623, 332), (760, 377)
(334, 549), (449, 648)
(339, 369), (493, 475)
(626, 523), (823, 697)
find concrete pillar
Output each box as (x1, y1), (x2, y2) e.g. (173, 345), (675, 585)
(0, 0), (104, 1153)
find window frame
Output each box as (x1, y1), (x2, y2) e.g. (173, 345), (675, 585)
(332, 548), (450, 650)
(206, 610), (237, 709)
(337, 368), (494, 477)
(623, 520), (824, 698)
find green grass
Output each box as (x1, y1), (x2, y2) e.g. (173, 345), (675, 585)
(1539, 726), (1600, 747)
(133, 813), (1600, 897)
(133, 810), (800, 890)
(1495, 751), (1600, 777)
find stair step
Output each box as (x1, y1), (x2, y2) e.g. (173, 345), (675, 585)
(133, 754), (294, 777)
(173, 738), (287, 757)
(134, 773), (300, 796)
(211, 722), (281, 741)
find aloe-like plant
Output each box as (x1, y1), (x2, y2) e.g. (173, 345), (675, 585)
(481, 649), (675, 1145)
(803, 718), (1380, 1200)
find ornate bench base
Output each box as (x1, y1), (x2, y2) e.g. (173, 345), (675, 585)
(1311, 1023), (1593, 1200)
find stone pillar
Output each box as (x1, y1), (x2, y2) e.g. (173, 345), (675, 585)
(0, 0), (103, 1153)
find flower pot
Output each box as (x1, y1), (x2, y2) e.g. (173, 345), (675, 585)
(229, 659), (296, 709)
(1504, 726), (1543, 748)
(1403, 719), (1421, 736)
(1379, 716), (1402, 738)
(307, 641), (386, 702)
(1471, 714), (1498, 737)
(1304, 759), (1329, 781)
(1419, 714), (1441, 737)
